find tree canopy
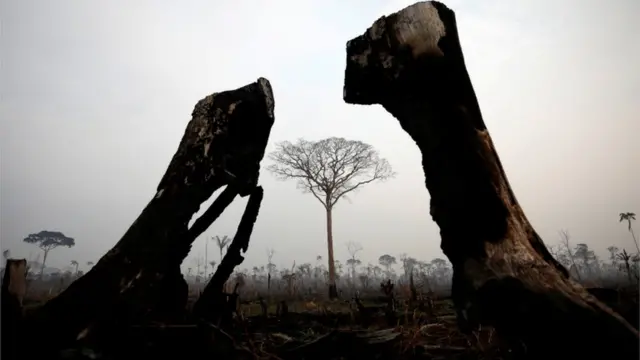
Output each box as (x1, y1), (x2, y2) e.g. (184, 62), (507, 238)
(267, 137), (394, 209)
(23, 231), (75, 251)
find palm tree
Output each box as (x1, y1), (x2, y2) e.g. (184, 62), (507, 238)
(616, 249), (637, 284)
(70, 260), (79, 276)
(619, 212), (639, 254)
(213, 235), (231, 261)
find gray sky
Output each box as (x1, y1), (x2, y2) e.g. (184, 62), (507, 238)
(1, 0), (638, 273)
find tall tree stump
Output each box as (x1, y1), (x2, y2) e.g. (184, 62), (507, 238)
(342, 2), (638, 358)
(1, 259), (27, 360)
(27, 78), (275, 352)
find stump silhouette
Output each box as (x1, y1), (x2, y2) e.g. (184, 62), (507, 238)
(26, 78), (275, 354)
(1, 259), (27, 360)
(342, 2), (639, 358)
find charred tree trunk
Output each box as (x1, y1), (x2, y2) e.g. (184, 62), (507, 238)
(343, 2), (638, 358)
(1, 259), (27, 360)
(193, 185), (263, 322)
(26, 78), (275, 353)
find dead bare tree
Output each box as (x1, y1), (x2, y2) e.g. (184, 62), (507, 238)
(267, 137), (394, 298)
(346, 241), (363, 288)
(194, 186), (264, 322)
(192, 256), (204, 282)
(22, 78), (275, 356)
(342, 2), (638, 358)
(266, 248), (275, 297)
(616, 249), (639, 284)
(619, 212), (639, 254)
(559, 229), (581, 281)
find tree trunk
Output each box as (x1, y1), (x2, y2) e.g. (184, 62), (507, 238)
(204, 237), (208, 279)
(193, 186), (264, 322)
(630, 226), (639, 254)
(25, 78), (275, 354)
(326, 206), (338, 299)
(39, 249), (49, 279)
(1, 259), (27, 360)
(342, 2), (638, 358)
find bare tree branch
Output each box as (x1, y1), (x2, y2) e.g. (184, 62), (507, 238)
(267, 137), (394, 209)
(346, 241), (363, 259)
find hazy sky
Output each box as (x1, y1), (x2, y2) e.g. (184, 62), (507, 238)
(1, 0), (638, 273)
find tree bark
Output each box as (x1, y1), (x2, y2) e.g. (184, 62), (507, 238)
(326, 206), (338, 299)
(26, 78), (275, 353)
(342, 2), (638, 358)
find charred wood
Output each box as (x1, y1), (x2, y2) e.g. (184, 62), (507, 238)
(1, 259), (27, 360)
(193, 185), (263, 322)
(25, 78), (275, 354)
(342, 2), (639, 358)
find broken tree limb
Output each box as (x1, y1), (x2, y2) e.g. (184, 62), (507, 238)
(342, 2), (639, 358)
(193, 185), (264, 322)
(27, 78), (275, 353)
(1, 259), (27, 360)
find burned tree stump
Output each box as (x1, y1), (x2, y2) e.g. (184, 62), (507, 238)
(343, 2), (638, 358)
(193, 185), (263, 322)
(1, 259), (27, 360)
(27, 78), (275, 353)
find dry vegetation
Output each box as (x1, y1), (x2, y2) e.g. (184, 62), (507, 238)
(11, 265), (638, 359)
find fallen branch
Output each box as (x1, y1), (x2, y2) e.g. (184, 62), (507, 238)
(342, 2), (638, 358)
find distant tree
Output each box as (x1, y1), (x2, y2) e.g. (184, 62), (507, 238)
(378, 254), (397, 279)
(297, 263), (312, 278)
(23, 230), (75, 279)
(70, 260), (79, 276)
(558, 230), (581, 281)
(346, 258), (361, 280)
(430, 258), (451, 283)
(573, 243), (596, 276)
(268, 137), (394, 298)
(209, 260), (217, 276)
(616, 249), (638, 284)
(313, 256), (325, 285)
(62, 270), (73, 281)
(346, 241), (363, 286)
(86, 261), (94, 268)
(192, 257), (204, 282)
(547, 245), (560, 261)
(358, 273), (370, 289)
(213, 235), (231, 261)
(266, 248), (275, 295)
(619, 212), (639, 254)
(399, 253), (418, 280)
(607, 246), (619, 262)
(372, 265), (383, 278)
